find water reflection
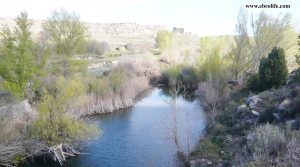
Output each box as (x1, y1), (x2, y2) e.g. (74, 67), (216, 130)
(24, 88), (206, 167)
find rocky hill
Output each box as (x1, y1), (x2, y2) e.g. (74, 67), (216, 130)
(0, 17), (167, 46)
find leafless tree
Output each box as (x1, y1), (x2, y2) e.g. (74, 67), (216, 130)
(164, 78), (191, 164)
(197, 81), (229, 125)
(229, 7), (252, 81)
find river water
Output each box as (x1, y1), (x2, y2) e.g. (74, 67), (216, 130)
(25, 88), (206, 167)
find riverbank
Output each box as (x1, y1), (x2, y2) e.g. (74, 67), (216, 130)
(189, 79), (300, 166)
(22, 88), (205, 167)
(0, 56), (162, 166)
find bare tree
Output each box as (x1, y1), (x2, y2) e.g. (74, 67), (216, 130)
(250, 12), (292, 71)
(231, 8), (294, 73)
(164, 78), (191, 164)
(197, 81), (228, 125)
(229, 7), (252, 81)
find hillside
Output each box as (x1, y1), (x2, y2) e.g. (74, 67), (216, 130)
(0, 17), (202, 49)
(0, 17), (165, 46)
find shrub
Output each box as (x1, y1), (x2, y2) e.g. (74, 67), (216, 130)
(294, 69), (300, 82)
(192, 138), (220, 158)
(212, 123), (227, 136)
(0, 91), (15, 107)
(125, 43), (135, 52)
(290, 97), (300, 118)
(87, 40), (110, 55)
(259, 47), (288, 90)
(247, 73), (260, 92)
(180, 66), (199, 90)
(162, 65), (199, 90)
(163, 65), (183, 83)
(197, 81), (229, 125)
(246, 124), (287, 166)
(87, 77), (111, 97)
(125, 42), (152, 53)
(98, 41), (111, 55)
(244, 123), (300, 166)
(30, 77), (99, 146)
(109, 70), (127, 92)
(0, 100), (36, 144)
(259, 106), (275, 123)
(118, 56), (160, 78)
(87, 40), (99, 55)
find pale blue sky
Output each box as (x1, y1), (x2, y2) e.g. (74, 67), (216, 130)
(0, 0), (299, 36)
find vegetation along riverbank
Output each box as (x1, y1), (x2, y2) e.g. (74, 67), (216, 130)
(1, 3), (300, 167)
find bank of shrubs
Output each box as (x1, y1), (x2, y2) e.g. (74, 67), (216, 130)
(87, 40), (111, 56)
(0, 10), (158, 166)
(162, 47), (229, 93)
(244, 123), (300, 166)
(162, 65), (196, 88)
(247, 47), (288, 92)
(67, 56), (159, 116)
(30, 77), (99, 145)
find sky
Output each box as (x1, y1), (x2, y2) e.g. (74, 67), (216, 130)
(0, 0), (299, 36)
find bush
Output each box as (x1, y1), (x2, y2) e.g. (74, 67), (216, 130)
(259, 106), (275, 123)
(118, 56), (160, 79)
(30, 77), (99, 146)
(193, 138), (220, 158)
(259, 47), (288, 90)
(87, 77), (111, 97)
(87, 41), (110, 55)
(243, 123), (300, 166)
(181, 66), (199, 90)
(163, 65), (183, 83)
(197, 81), (229, 125)
(247, 124), (287, 166)
(109, 70), (127, 92)
(125, 42), (152, 53)
(247, 73), (260, 92)
(294, 69), (300, 82)
(290, 97), (300, 118)
(98, 41), (111, 55)
(162, 65), (199, 90)
(87, 40), (99, 55)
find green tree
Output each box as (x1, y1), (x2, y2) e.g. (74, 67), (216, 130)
(247, 73), (260, 92)
(198, 48), (229, 92)
(259, 47), (288, 90)
(0, 12), (37, 99)
(156, 30), (173, 50)
(30, 77), (99, 145)
(43, 9), (87, 77)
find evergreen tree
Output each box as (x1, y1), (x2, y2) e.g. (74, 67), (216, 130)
(259, 47), (288, 90)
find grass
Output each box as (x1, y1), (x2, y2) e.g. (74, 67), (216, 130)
(191, 138), (220, 158)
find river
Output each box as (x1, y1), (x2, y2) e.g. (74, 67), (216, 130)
(25, 88), (206, 167)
